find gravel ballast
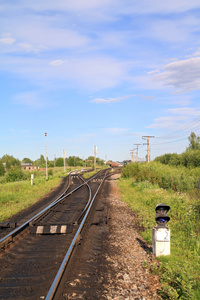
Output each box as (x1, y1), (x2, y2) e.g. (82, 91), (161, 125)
(60, 174), (161, 299)
(100, 174), (161, 299)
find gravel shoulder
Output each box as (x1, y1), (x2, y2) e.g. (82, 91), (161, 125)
(100, 175), (161, 299)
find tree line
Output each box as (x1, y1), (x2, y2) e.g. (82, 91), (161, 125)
(0, 154), (105, 178)
(154, 132), (200, 167)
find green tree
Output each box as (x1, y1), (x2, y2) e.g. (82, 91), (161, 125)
(55, 157), (64, 167)
(6, 167), (28, 182)
(35, 155), (46, 167)
(1, 154), (21, 170)
(187, 132), (200, 150)
(22, 157), (33, 164)
(0, 160), (5, 176)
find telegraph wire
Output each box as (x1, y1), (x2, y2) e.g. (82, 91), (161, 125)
(155, 116), (200, 139)
(150, 116), (200, 147)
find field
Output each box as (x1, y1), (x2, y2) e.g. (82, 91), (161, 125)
(120, 162), (200, 299)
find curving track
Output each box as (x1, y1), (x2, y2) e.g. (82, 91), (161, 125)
(0, 169), (110, 300)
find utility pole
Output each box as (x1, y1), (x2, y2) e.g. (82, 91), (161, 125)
(54, 154), (56, 168)
(142, 136), (154, 162)
(44, 132), (48, 181)
(134, 144), (141, 162)
(94, 145), (97, 171)
(130, 149), (135, 162)
(63, 149), (66, 172)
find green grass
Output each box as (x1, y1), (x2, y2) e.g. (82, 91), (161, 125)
(0, 166), (98, 222)
(0, 167), (76, 222)
(118, 177), (200, 299)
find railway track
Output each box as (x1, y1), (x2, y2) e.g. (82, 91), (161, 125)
(0, 168), (110, 300)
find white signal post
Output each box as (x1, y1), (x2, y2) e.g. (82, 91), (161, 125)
(45, 133), (48, 181)
(94, 145), (97, 171)
(63, 150), (66, 172)
(153, 204), (171, 257)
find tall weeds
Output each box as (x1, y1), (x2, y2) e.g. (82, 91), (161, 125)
(122, 162), (199, 192)
(119, 162), (200, 299)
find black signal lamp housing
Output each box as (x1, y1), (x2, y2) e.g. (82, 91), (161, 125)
(155, 203), (170, 228)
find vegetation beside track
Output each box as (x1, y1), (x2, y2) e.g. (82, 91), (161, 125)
(119, 162), (200, 299)
(0, 167), (107, 223)
(0, 167), (80, 222)
(82, 166), (110, 179)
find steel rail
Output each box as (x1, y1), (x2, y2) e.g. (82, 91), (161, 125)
(51, 173), (72, 204)
(45, 170), (108, 300)
(0, 170), (105, 248)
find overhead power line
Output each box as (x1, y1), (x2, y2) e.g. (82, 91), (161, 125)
(151, 116), (200, 147)
(156, 116), (200, 140)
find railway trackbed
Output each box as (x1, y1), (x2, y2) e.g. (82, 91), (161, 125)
(0, 168), (112, 300)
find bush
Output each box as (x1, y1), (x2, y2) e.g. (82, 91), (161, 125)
(5, 168), (28, 182)
(155, 150), (200, 168)
(0, 161), (5, 176)
(118, 177), (200, 299)
(48, 169), (53, 176)
(122, 162), (198, 192)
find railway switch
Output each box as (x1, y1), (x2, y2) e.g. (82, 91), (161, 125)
(153, 203), (170, 257)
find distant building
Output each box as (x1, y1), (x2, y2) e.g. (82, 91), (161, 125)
(21, 163), (39, 171)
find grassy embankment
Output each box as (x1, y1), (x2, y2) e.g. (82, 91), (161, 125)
(0, 167), (76, 222)
(119, 162), (200, 300)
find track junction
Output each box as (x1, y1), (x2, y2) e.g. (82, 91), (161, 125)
(0, 168), (114, 300)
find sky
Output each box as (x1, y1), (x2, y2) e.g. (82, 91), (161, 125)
(1, 0), (200, 162)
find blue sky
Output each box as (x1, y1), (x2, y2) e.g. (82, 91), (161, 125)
(1, 0), (200, 162)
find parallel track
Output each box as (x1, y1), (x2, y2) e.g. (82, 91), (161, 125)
(0, 169), (109, 300)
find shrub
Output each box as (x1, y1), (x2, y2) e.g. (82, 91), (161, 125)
(0, 161), (5, 176)
(155, 149), (200, 168)
(48, 169), (53, 176)
(122, 162), (198, 192)
(5, 168), (28, 182)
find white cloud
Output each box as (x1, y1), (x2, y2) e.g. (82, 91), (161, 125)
(0, 37), (15, 45)
(167, 107), (200, 116)
(141, 95), (155, 101)
(91, 94), (136, 104)
(49, 60), (64, 66)
(91, 98), (120, 104)
(8, 0), (200, 17)
(152, 57), (200, 93)
(147, 116), (186, 129)
(118, 0), (200, 15)
(67, 57), (126, 90)
(18, 43), (34, 52)
(148, 69), (160, 75)
(0, 54), (126, 91)
(147, 107), (200, 130)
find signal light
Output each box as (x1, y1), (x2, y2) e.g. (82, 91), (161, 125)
(155, 203), (170, 228)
